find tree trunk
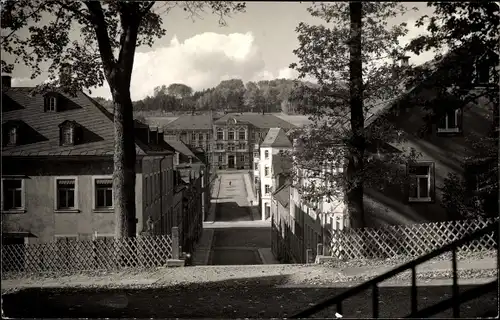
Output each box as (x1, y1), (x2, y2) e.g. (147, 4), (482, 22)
(112, 83), (137, 238)
(346, 1), (366, 229)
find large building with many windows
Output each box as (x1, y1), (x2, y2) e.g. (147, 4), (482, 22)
(1, 77), (181, 245)
(212, 113), (296, 171)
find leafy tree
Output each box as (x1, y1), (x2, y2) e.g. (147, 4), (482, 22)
(167, 83), (193, 99)
(406, 2), (499, 218)
(216, 79), (245, 111)
(1, 0), (245, 238)
(243, 81), (266, 113)
(288, 3), (419, 228)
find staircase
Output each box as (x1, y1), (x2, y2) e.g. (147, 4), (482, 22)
(290, 221), (498, 318)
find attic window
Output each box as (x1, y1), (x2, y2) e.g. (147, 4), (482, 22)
(59, 120), (81, 146)
(44, 94), (58, 112)
(7, 126), (18, 146)
(475, 55), (498, 85)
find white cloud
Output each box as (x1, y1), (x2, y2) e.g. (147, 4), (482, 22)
(93, 32), (295, 100)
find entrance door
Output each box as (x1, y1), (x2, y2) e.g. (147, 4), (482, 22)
(228, 155), (235, 169)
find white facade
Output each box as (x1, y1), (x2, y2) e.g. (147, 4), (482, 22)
(259, 145), (291, 220)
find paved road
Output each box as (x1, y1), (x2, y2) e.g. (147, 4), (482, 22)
(3, 283), (497, 318)
(208, 173), (270, 265)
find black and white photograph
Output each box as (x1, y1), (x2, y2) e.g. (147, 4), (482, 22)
(1, 1), (498, 318)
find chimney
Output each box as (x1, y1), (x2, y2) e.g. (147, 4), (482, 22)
(2, 75), (12, 89)
(400, 56), (409, 68)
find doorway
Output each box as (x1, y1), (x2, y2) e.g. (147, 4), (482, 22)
(228, 155), (235, 169)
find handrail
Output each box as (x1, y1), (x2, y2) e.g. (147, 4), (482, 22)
(406, 280), (498, 318)
(290, 221), (498, 318)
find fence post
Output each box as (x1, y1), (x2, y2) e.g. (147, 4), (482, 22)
(306, 248), (312, 264)
(317, 243), (323, 257)
(172, 227), (180, 259)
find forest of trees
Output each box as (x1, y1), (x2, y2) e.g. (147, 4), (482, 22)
(94, 78), (313, 114)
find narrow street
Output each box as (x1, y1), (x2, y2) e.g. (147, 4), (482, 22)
(207, 172), (270, 265)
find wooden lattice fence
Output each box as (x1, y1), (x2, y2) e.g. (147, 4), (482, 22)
(326, 218), (498, 260)
(1, 234), (174, 274)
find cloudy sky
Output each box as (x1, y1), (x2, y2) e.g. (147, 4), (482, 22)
(6, 2), (436, 101)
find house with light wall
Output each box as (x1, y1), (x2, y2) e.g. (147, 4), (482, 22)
(259, 127), (293, 220)
(271, 43), (498, 262)
(1, 76), (180, 245)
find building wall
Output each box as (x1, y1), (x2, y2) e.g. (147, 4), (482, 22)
(364, 88), (496, 226)
(1, 158), (145, 242)
(259, 146), (292, 220)
(213, 123), (252, 170)
(259, 147), (273, 220)
(141, 155), (175, 235)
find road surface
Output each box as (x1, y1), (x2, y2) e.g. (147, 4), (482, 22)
(208, 173), (270, 265)
(3, 282), (497, 318)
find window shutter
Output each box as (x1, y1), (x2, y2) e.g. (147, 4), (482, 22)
(429, 163), (436, 200)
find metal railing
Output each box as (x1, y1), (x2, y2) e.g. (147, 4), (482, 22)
(290, 221), (498, 318)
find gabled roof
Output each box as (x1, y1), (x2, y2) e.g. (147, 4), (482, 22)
(214, 113), (297, 129)
(272, 183), (291, 208)
(165, 114), (213, 130)
(164, 137), (200, 161)
(261, 127), (293, 148)
(2, 87), (172, 157)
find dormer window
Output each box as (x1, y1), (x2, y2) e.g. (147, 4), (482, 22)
(44, 93), (59, 112)
(475, 53), (498, 85)
(2, 121), (20, 146)
(59, 120), (82, 146)
(7, 126), (18, 146)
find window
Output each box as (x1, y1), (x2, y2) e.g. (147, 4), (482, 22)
(228, 130), (235, 140)
(191, 132), (197, 141)
(265, 150), (269, 159)
(239, 154), (245, 162)
(408, 163), (434, 202)
(218, 155), (223, 163)
(265, 184), (271, 195)
(254, 152), (259, 158)
(62, 126), (74, 145)
(216, 143), (223, 150)
(227, 143), (235, 151)
(2, 178), (24, 211)
(56, 178), (77, 210)
(265, 166), (269, 177)
(216, 128), (224, 140)
(59, 121), (81, 146)
(239, 129), (246, 140)
(94, 178), (113, 210)
(437, 109), (461, 133)
(45, 95), (58, 112)
(238, 143), (246, 150)
(207, 144), (211, 151)
(476, 59), (496, 84)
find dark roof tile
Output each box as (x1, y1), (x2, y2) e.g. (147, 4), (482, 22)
(2, 87), (171, 157)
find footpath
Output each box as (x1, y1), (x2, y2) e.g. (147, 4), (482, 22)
(2, 255), (496, 294)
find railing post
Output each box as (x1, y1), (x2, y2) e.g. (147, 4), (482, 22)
(451, 248), (459, 318)
(411, 266), (417, 316)
(172, 227), (179, 259)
